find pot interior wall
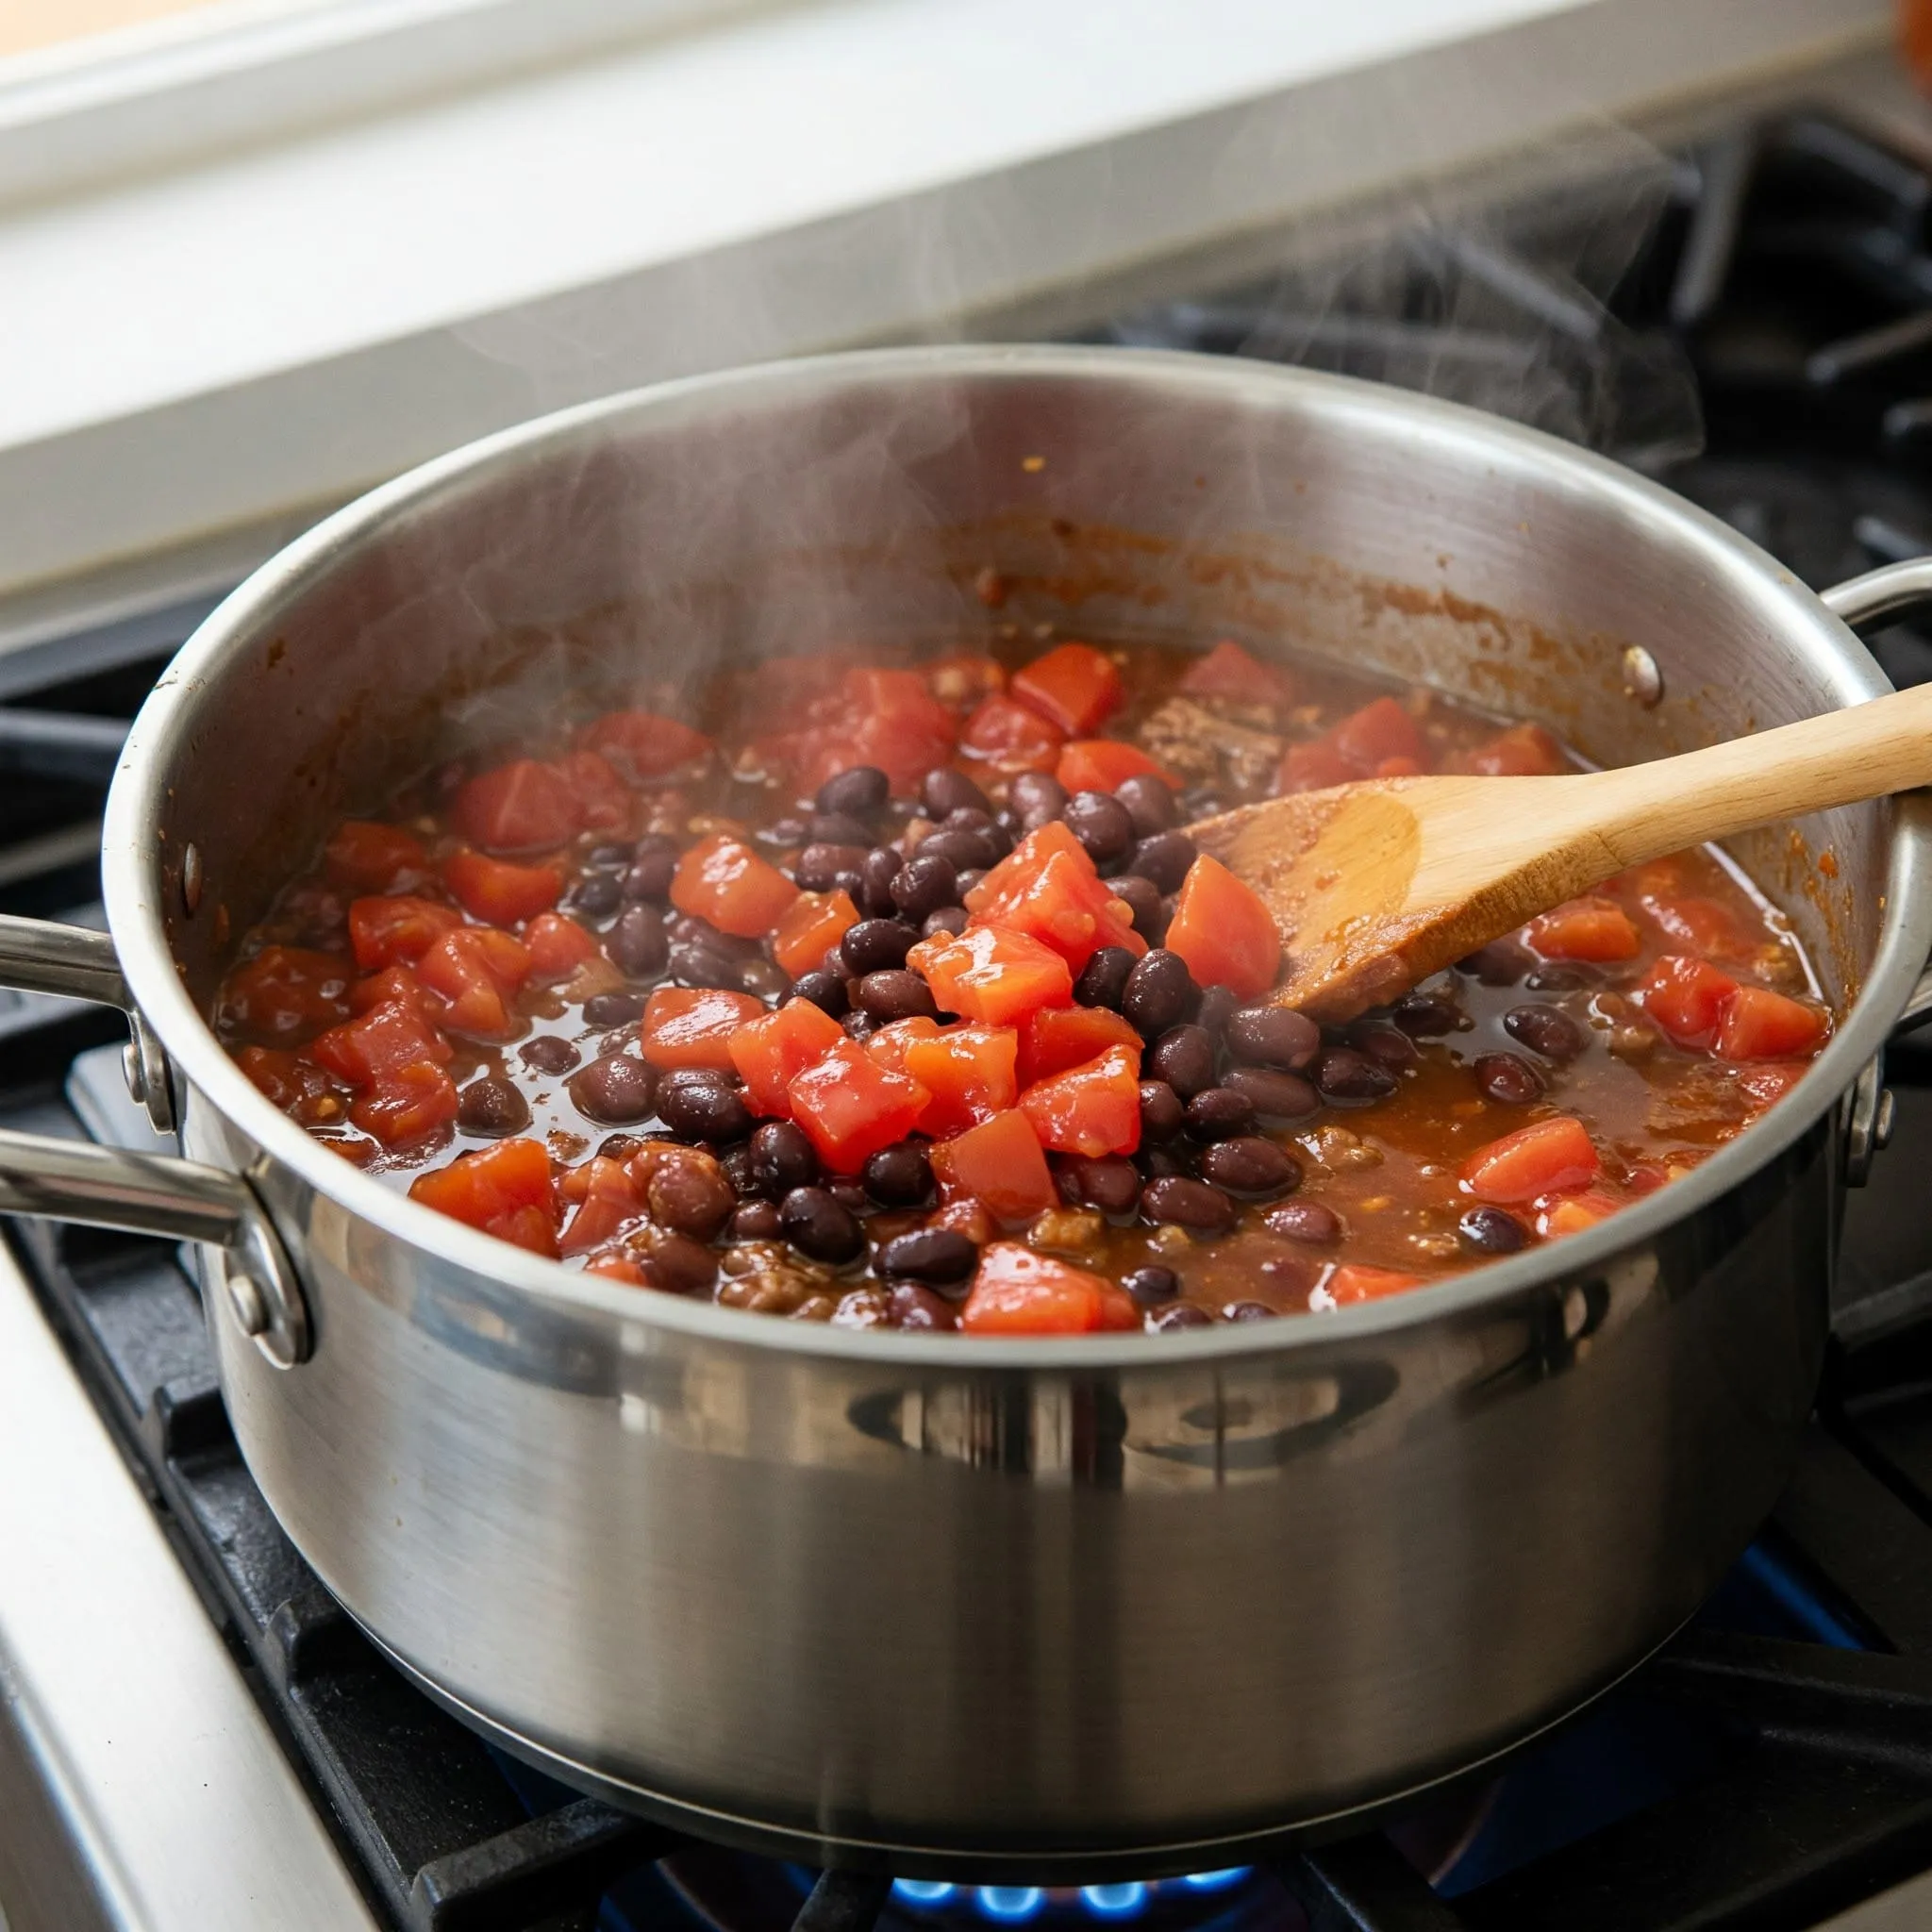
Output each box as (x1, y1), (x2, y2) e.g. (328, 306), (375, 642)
(150, 358), (1884, 1010)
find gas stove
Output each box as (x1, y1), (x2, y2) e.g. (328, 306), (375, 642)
(9, 91), (1932, 1932)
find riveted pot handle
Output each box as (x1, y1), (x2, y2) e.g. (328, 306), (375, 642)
(0, 1128), (310, 1366)
(0, 913), (174, 1133)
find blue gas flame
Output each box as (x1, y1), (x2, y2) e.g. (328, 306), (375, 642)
(888, 1868), (1256, 1921)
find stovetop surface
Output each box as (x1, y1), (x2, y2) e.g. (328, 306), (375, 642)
(10, 95), (1932, 1932)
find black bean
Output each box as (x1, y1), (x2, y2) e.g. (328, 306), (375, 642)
(794, 841), (871, 893)
(621, 847), (678, 902)
(596, 1133), (649, 1161)
(1062, 1155), (1142, 1216)
(1198, 1135), (1300, 1197)
(1148, 1024), (1217, 1101)
(954, 868), (987, 900)
(1151, 1302), (1212, 1331)
(942, 805), (996, 835)
(841, 918), (915, 976)
(1123, 1264), (1178, 1306)
(1393, 990), (1463, 1036)
(790, 969), (849, 1017)
(891, 854), (959, 922)
(569, 872), (622, 919)
(815, 764), (891, 820)
(1138, 1079), (1186, 1143)
(1459, 1205), (1529, 1255)
(520, 1034), (581, 1075)
(1194, 985), (1239, 1039)
(637, 1229), (718, 1296)
(1186, 1087), (1257, 1141)
(829, 1180), (870, 1214)
(923, 907), (969, 938)
(457, 1076), (529, 1136)
(1503, 1004), (1585, 1062)
(1224, 1004), (1320, 1071)
(1115, 773), (1178, 838)
(608, 906), (668, 980)
(780, 1186), (864, 1263)
(830, 869), (866, 907)
(922, 767), (990, 819)
(720, 1142), (758, 1196)
(889, 1282), (958, 1330)
(1072, 945), (1134, 1010)
(669, 912), (738, 950)
(1107, 874), (1167, 944)
(1313, 1046), (1397, 1103)
(1456, 939), (1532, 986)
(1008, 771), (1068, 824)
(1525, 965), (1589, 993)
(1264, 1199), (1341, 1243)
(587, 842), (633, 868)
(1178, 787), (1223, 821)
(841, 1010), (878, 1042)
(569, 1051), (658, 1124)
(736, 958), (790, 1002)
(1355, 1024), (1418, 1069)
(1223, 1066), (1321, 1121)
(584, 991), (645, 1028)
(1141, 1175), (1237, 1233)
(1122, 948), (1197, 1037)
(670, 941), (740, 990)
(658, 1074), (753, 1144)
(877, 1227), (977, 1286)
(644, 1149), (737, 1240)
(863, 1140), (933, 1208)
(1129, 830), (1198, 894)
(808, 811), (876, 851)
(1224, 1301), (1279, 1322)
(1063, 791), (1136, 868)
(1473, 1051), (1545, 1104)
(1138, 1146), (1189, 1179)
(750, 1120), (819, 1197)
(728, 1200), (784, 1242)
(918, 827), (1000, 872)
(855, 846), (903, 916)
(759, 816), (810, 848)
(859, 970), (938, 1022)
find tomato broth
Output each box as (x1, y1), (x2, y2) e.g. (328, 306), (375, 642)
(215, 630), (1829, 1335)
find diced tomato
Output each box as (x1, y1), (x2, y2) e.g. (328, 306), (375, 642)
(907, 923), (1075, 1026)
(347, 963), (441, 1021)
(1278, 737), (1357, 792)
(1461, 1116), (1599, 1204)
(866, 1015), (941, 1078)
(235, 1045), (335, 1114)
(1537, 1190), (1621, 1239)
(831, 668), (958, 793)
(928, 1109), (1058, 1224)
(577, 709), (713, 782)
(1524, 897), (1641, 963)
(1016, 1004), (1141, 1086)
(1162, 855), (1282, 999)
(786, 1040), (930, 1174)
(924, 655), (1006, 709)
(415, 925), (532, 1037)
(1715, 985), (1827, 1062)
(453, 758), (580, 853)
(728, 998), (845, 1115)
(641, 986), (767, 1071)
(670, 833), (800, 940)
(409, 1138), (558, 1255)
(558, 1157), (645, 1256)
(1638, 955), (1739, 1050)
(348, 894), (462, 971)
(1010, 642), (1123, 737)
(1641, 894), (1755, 961)
(1333, 696), (1424, 773)
(1054, 739), (1171, 794)
(1457, 723), (1566, 777)
(443, 849), (564, 924)
(553, 748), (632, 830)
(582, 1251), (648, 1285)
(1019, 1043), (1141, 1157)
(1738, 1062), (1808, 1108)
(311, 995), (458, 1145)
(959, 692), (1065, 773)
(1323, 1264), (1425, 1305)
(771, 889), (859, 979)
(352, 1060), (461, 1146)
(325, 821), (429, 894)
(1374, 756), (1423, 778)
(958, 1241), (1141, 1334)
(523, 910), (602, 981)
(901, 1024), (1020, 1138)
(1177, 640), (1291, 707)
(962, 821), (1144, 971)
(221, 946), (355, 1042)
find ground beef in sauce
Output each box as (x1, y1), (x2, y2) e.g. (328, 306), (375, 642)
(215, 632), (1830, 1334)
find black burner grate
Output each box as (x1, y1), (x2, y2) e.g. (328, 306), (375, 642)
(10, 100), (1932, 1932)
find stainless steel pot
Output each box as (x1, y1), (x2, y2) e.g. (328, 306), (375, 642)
(1, 347), (1929, 1880)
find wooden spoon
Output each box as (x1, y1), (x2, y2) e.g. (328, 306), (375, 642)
(1188, 684), (1932, 1023)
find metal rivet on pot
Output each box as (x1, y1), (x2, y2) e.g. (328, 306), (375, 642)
(225, 1270), (269, 1337)
(1561, 1285), (1590, 1341)
(1621, 645), (1663, 708)
(181, 841), (204, 915)
(121, 1039), (146, 1104)
(1876, 1087), (1897, 1152)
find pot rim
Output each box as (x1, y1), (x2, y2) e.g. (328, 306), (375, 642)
(104, 343), (1932, 1369)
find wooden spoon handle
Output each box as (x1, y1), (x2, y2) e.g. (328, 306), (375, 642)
(1576, 681), (1932, 872)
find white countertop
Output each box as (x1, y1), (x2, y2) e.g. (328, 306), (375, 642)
(0, 0), (1893, 608)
